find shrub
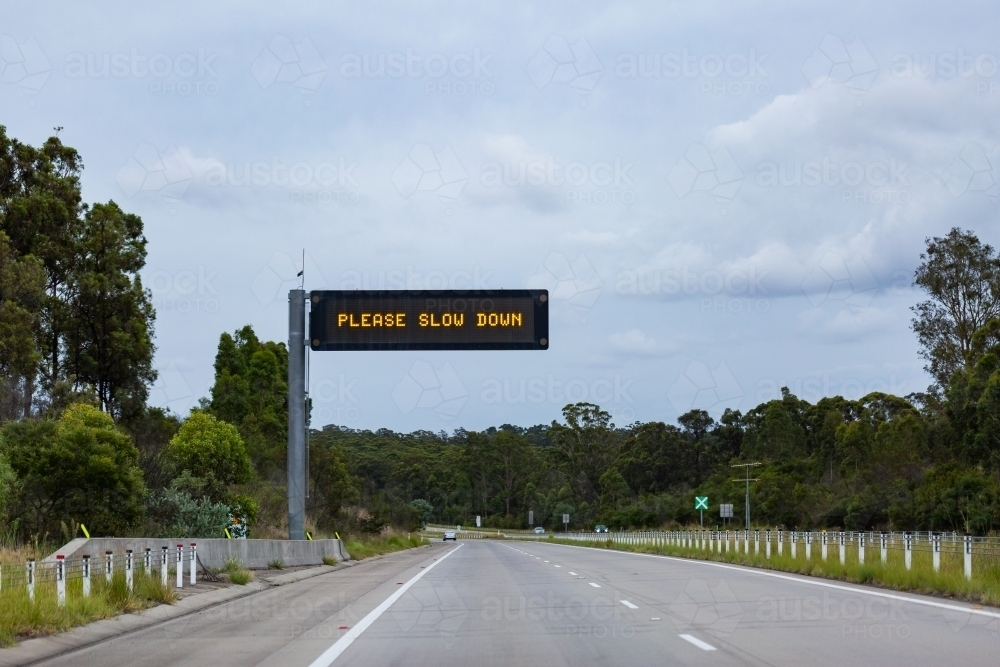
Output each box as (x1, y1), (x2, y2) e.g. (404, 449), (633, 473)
(0, 404), (146, 537)
(164, 412), (253, 496)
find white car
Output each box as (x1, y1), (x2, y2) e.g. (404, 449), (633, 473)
(534, 527), (545, 534)
(443, 530), (457, 541)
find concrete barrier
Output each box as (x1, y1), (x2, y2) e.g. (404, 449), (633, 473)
(45, 538), (349, 569)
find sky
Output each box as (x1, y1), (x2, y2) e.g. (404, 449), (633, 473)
(3, 1), (999, 432)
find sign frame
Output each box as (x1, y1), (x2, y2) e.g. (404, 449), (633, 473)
(308, 289), (549, 351)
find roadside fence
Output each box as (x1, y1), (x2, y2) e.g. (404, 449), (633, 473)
(551, 530), (1000, 581)
(0, 543), (202, 607)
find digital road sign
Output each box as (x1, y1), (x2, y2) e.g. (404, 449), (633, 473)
(308, 290), (549, 350)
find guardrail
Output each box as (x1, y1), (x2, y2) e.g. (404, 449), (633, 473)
(0, 544), (202, 606)
(544, 529), (1000, 581)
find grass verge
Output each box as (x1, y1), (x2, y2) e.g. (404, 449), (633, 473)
(342, 533), (426, 561)
(543, 536), (1000, 607)
(0, 566), (175, 647)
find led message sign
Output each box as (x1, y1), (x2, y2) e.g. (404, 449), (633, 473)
(308, 290), (548, 350)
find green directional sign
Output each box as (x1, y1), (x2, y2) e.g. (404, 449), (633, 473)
(695, 496), (709, 510)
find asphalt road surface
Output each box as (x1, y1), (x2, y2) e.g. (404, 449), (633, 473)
(30, 540), (1000, 666)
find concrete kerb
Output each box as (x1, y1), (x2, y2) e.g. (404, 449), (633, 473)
(44, 538), (349, 569)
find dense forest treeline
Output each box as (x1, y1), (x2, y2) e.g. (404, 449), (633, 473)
(2, 129), (1000, 541)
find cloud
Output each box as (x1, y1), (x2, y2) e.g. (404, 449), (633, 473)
(608, 329), (674, 357)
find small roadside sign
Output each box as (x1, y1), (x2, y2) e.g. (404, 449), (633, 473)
(695, 496), (709, 510)
(562, 513), (570, 524)
(721, 504), (734, 519)
(476, 515), (481, 527)
(528, 510), (534, 525)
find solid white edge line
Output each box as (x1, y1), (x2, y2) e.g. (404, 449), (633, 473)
(679, 633), (716, 651)
(621, 600), (638, 609)
(307, 545), (464, 667)
(537, 542), (1000, 620)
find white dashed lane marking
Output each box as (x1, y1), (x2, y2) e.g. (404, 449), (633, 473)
(620, 600), (638, 609)
(589, 583), (601, 588)
(679, 634), (716, 651)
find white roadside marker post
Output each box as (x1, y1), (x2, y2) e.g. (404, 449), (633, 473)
(106, 551), (113, 583)
(81, 554), (90, 598)
(964, 535), (972, 580)
(82, 555), (91, 598)
(932, 533), (940, 572)
(839, 532), (846, 566)
(777, 530), (783, 557)
(145, 548), (152, 576)
(126, 550), (133, 592)
(805, 531), (811, 560)
(27, 559), (35, 602)
(190, 544), (197, 585)
(744, 530), (749, 554)
(822, 532), (828, 561)
(904, 532), (912, 571)
(176, 544), (184, 589)
(161, 547), (169, 588)
(755, 530), (760, 556)
(56, 555), (66, 606)
(880, 532), (887, 564)
(765, 530), (771, 559)
(791, 531), (797, 559)
(859, 533), (865, 565)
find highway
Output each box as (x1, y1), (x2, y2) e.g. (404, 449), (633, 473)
(30, 540), (1000, 666)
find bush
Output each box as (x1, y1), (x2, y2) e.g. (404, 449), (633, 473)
(0, 404), (146, 537)
(146, 482), (231, 538)
(164, 412), (253, 497)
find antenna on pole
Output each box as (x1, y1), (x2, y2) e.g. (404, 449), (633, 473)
(297, 249), (305, 289)
(731, 462), (761, 530)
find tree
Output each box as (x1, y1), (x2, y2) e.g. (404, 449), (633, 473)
(0, 403), (146, 536)
(912, 228), (1000, 389)
(207, 326), (288, 472)
(548, 403), (620, 505)
(63, 202), (156, 420)
(0, 127), (84, 407)
(164, 412), (253, 501)
(0, 232), (45, 420)
(490, 430), (534, 517)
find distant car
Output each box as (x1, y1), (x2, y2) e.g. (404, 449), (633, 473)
(534, 527), (545, 534)
(594, 524), (608, 533)
(443, 530), (456, 541)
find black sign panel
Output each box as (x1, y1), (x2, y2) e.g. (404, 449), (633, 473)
(309, 290), (548, 350)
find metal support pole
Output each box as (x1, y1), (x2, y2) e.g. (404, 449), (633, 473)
(288, 289), (307, 541)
